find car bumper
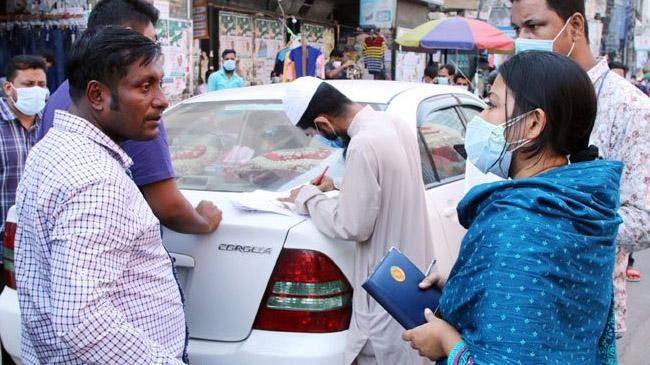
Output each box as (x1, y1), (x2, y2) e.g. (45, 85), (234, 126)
(188, 330), (347, 365)
(0, 287), (21, 364)
(1, 287), (346, 365)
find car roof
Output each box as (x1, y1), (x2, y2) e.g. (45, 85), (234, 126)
(178, 80), (474, 106)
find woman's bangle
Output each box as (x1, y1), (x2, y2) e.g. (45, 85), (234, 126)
(447, 340), (470, 365)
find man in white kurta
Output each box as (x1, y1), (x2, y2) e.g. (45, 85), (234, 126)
(282, 77), (434, 365)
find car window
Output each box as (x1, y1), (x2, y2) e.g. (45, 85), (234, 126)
(457, 104), (483, 125)
(417, 105), (467, 183)
(164, 101), (345, 192)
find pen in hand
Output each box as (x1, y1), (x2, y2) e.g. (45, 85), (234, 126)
(313, 165), (330, 185)
(424, 258), (437, 277)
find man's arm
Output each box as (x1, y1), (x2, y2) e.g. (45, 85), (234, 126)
(141, 178), (222, 234)
(614, 104), (650, 252)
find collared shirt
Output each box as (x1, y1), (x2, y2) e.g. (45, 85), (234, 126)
(15, 110), (186, 364)
(0, 97), (39, 233)
(207, 68), (244, 91)
(588, 58), (650, 252)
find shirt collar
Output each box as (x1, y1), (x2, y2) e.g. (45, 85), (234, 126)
(347, 105), (374, 137)
(587, 57), (610, 85)
(53, 109), (133, 169)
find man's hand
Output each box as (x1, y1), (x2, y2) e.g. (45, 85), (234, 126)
(311, 175), (335, 192)
(402, 308), (461, 360)
(195, 200), (222, 232)
(343, 60), (355, 68)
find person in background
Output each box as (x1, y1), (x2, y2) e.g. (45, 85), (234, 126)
(452, 73), (472, 92)
(15, 27), (187, 364)
(436, 64), (456, 85)
(422, 65), (437, 84)
(0, 55), (48, 299)
(403, 50), (620, 364)
(511, 0), (650, 340)
(280, 76), (434, 365)
(325, 49), (355, 80)
(208, 49), (244, 91)
(38, 0), (222, 235)
(608, 60), (628, 78)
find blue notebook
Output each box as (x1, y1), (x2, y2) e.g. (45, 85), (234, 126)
(362, 247), (441, 329)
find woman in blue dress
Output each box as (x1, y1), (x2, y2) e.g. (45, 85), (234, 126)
(402, 50), (620, 364)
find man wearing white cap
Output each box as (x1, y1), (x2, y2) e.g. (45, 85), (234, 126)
(281, 77), (434, 365)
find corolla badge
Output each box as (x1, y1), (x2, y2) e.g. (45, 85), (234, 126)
(390, 266), (406, 282)
(218, 244), (273, 254)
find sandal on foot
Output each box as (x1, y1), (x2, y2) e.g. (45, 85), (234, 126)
(626, 268), (641, 282)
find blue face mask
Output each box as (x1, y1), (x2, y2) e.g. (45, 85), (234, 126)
(436, 77), (449, 85)
(316, 135), (347, 149)
(514, 17), (575, 56)
(223, 59), (236, 72)
(464, 113), (531, 178)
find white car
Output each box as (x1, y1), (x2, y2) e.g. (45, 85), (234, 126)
(1, 80), (484, 364)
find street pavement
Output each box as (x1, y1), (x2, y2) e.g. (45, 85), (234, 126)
(617, 248), (650, 364)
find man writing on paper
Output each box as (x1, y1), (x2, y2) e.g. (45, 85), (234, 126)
(280, 77), (434, 365)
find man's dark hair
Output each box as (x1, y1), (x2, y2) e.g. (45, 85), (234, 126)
(512, 0), (589, 40)
(88, 0), (159, 29)
(296, 82), (353, 129)
(440, 64), (456, 75)
(5, 55), (47, 82)
(424, 65), (437, 79)
(222, 49), (236, 58)
(329, 49), (344, 58)
(66, 26), (162, 109)
(608, 61), (628, 73)
(499, 51), (597, 163)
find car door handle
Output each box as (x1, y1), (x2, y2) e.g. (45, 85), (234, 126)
(443, 206), (457, 217)
(169, 253), (195, 268)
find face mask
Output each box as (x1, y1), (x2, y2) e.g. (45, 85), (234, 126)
(514, 17), (575, 56)
(464, 113), (531, 178)
(332, 61), (342, 68)
(10, 84), (49, 116)
(436, 77), (449, 85)
(316, 134), (347, 148)
(223, 59), (236, 72)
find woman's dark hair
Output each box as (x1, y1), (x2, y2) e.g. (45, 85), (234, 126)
(499, 50), (598, 163)
(66, 26), (162, 109)
(440, 64), (456, 75)
(330, 49), (344, 58)
(5, 55), (47, 82)
(296, 82), (353, 130)
(88, 0), (159, 29)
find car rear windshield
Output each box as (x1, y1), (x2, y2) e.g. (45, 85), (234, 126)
(164, 100), (357, 192)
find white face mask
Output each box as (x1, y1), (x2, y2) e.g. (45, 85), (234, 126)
(332, 61), (342, 68)
(514, 17), (575, 57)
(9, 84), (49, 116)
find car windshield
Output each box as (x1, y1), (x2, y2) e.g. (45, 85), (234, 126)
(164, 100), (352, 192)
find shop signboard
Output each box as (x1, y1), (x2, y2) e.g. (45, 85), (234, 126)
(193, 0), (208, 39)
(359, 0), (397, 29)
(635, 26), (650, 51)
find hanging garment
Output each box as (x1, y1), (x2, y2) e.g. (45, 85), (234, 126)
(289, 45), (322, 78)
(363, 35), (385, 75)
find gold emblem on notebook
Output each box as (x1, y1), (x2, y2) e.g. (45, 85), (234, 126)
(390, 266), (406, 282)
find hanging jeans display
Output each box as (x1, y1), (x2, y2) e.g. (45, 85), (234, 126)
(0, 23), (80, 94)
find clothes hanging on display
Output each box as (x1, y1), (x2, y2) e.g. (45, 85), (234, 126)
(283, 44), (324, 81)
(363, 33), (385, 76)
(0, 20), (82, 93)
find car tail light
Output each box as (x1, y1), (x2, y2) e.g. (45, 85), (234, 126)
(2, 220), (17, 290)
(253, 248), (352, 333)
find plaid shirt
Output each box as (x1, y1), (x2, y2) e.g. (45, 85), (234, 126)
(0, 97), (40, 234)
(15, 110), (187, 364)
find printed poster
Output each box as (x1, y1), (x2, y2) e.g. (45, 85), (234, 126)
(157, 18), (193, 104)
(253, 18), (285, 85)
(395, 27), (426, 82)
(301, 22), (335, 57)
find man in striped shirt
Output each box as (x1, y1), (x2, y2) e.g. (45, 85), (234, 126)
(0, 55), (48, 291)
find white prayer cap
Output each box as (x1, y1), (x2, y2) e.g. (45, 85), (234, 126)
(282, 76), (323, 126)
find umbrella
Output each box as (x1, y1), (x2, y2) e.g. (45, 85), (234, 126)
(395, 17), (514, 54)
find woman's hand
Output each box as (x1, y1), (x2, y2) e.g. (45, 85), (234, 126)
(402, 308), (462, 360)
(419, 271), (445, 290)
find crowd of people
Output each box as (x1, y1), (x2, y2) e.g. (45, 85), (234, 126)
(0, 0), (648, 364)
